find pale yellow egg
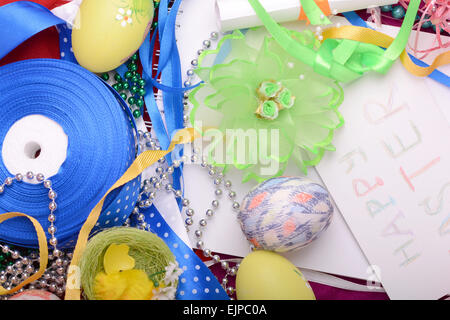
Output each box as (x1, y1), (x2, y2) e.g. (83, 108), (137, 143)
(236, 250), (316, 300)
(72, 0), (154, 73)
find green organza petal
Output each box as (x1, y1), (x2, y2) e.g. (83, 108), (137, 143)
(204, 84), (251, 111)
(254, 37), (283, 81)
(188, 28), (345, 183)
(299, 109), (344, 129)
(195, 30), (247, 81)
(209, 59), (258, 85)
(256, 123), (295, 164)
(295, 122), (336, 155)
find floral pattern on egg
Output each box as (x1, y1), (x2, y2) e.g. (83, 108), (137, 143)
(238, 177), (333, 253)
(116, 8), (133, 27)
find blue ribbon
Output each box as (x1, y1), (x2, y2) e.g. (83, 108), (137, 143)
(0, 59), (140, 248)
(131, 205), (229, 300)
(343, 11), (450, 87)
(0, 1), (64, 60)
(0, 1), (229, 300)
(140, 0), (186, 209)
(57, 23), (77, 63)
(136, 2), (229, 299)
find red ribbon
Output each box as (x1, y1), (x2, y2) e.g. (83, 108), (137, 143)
(0, 0), (67, 66)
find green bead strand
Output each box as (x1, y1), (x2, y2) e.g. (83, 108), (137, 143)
(128, 97), (136, 105)
(138, 79), (146, 87)
(380, 5), (392, 12)
(136, 99), (144, 108)
(128, 63), (138, 72)
(125, 71), (133, 79)
(133, 109), (141, 118)
(114, 73), (122, 82)
(421, 20), (432, 29)
(392, 6), (406, 19)
(131, 86), (139, 94)
(101, 73), (109, 81)
(107, 52), (147, 119)
(138, 88), (146, 97)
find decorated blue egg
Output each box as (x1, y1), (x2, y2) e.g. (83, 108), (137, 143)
(238, 177), (333, 253)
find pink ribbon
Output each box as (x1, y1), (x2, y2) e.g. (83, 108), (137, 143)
(400, 0), (449, 59)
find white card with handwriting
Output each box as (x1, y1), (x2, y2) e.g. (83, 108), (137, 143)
(316, 61), (450, 299)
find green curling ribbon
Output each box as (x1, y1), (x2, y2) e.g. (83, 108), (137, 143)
(247, 0), (421, 82)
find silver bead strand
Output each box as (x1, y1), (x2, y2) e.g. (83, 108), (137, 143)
(185, 148), (242, 297)
(134, 134), (241, 297)
(134, 31), (244, 297)
(0, 172), (70, 299)
(183, 31), (220, 127)
(136, 133), (197, 232)
(179, 31), (243, 297)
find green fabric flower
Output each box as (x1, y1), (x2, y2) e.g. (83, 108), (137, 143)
(189, 29), (344, 183)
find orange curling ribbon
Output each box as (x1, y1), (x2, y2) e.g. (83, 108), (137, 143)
(322, 25), (450, 77)
(299, 0), (332, 25)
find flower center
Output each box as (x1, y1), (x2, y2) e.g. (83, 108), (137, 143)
(255, 80), (295, 120)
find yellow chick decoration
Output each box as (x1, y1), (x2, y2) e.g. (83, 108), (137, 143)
(93, 243), (156, 300)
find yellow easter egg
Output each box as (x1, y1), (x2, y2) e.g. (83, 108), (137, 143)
(72, 0), (154, 73)
(236, 250), (316, 300)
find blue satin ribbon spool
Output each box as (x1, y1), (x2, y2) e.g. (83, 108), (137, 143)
(0, 59), (141, 248)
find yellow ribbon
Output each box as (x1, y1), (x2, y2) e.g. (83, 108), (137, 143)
(322, 26), (450, 77)
(0, 212), (48, 296)
(64, 127), (197, 300)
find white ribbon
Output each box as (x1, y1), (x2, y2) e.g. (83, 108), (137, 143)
(205, 258), (386, 293)
(51, 0), (83, 27)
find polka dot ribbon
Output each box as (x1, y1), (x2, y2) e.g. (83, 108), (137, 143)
(57, 23), (76, 63)
(63, 127), (229, 300)
(137, 205), (229, 300)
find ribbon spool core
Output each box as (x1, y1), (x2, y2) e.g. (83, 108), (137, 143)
(24, 141), (41, 159)
(2, 115), (68, 185)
